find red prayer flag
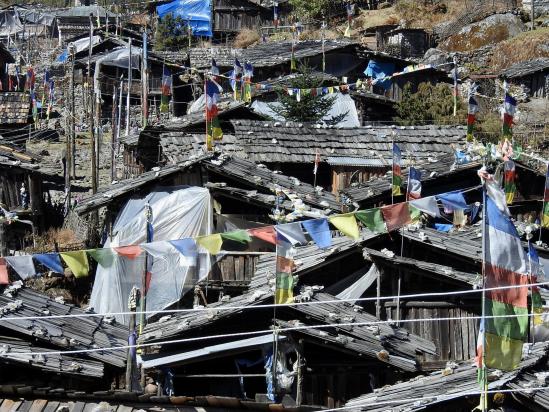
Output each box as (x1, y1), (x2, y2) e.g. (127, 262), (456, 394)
(381, 203), (411, 232)
(248, 227), (277, 244)
(0, 258), (8, 284)
(114, 245), (143, 260)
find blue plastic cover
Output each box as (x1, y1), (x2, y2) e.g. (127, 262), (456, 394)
(364, 60), (395, 90)
(157, 0), (212, 37)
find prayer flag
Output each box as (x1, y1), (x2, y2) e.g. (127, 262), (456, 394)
(467, 95), (479, 141)
(196, 234), (223, 255)
(114, 246), (143, 260)
(5, 255), (36, 280)
(410, 196), (440, 218)
(542, 167), (549, 228)
(160, 66), (172, 113)
(301, 218), (331, 249)
(275, 234), (296, 304)
(233, 59), (243, 101)
(528, 243), (544, 325)
(392, 143), (402, 196)
(502, 93), (516, 138)
(33, 253), (63, 274)
(248, 227), (277, 244)
(25, 66), (35, 91)
(0, 258), (8, 284)
(344, 2), (354, 38)
(87, 248), (116, 268)
(503, 160), (516, 204)
(205, 78), (223, 147)
(409, 205), (422, 222)
(275, 222), (307, 246)
(436, 191), (467, 211)
(381, 203), (411, 232)
(273, 1), (279, 28)
(169, 238), (198, 259)
(407, 167), (422, 200)
(60, 251), (89, 278)
(210, 58), (220, 77)
(243, 61), (253, 103)
(355, 209), (387, 233)
(313, 149), (320, 176)
(480, 191), (529, 370)
(329, 213), (360, 240)
(221, 230), (252, 244)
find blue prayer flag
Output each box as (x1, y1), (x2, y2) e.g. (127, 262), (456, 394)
(33, 253), (63, 274)
(301, 218), (331, 249)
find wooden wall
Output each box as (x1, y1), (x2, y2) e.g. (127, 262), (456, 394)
(386, 301), (479, 369)
(214, 0), (271, 32)
(209, 253), (261, 283)
(122, 147), (145, 179)
(521, 72), (549, 99)
(331, 166), (388, 194)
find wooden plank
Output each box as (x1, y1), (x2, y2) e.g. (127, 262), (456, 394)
(28, 400), (48, 412)
(42, 400), (59, 412)
(0, 400), (15, 412)
(70, 402), (86, 412)
(7, 401), (21, 412)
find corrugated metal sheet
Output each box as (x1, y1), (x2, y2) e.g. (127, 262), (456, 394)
(326, 156), (386, 167)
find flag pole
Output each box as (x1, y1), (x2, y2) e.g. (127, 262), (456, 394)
(480, 181), (488, 412)
(527, 240), (535, 345)
(539, 163), (548, 242)
(396, 159), (411, 325)
(453, 56), (458, 117)
(205, 75), (209, 151)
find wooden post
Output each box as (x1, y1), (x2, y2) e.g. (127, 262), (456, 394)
(296, 339), (304, 406)
(70, 43), (76, 179)
(111, 83), (116, 182)
(142, 31), (148, 128)
(376, 267), (381, 319)
(89, 13), (97, 194)
(126, 38), (132, 136)
(125, 310), (136, 391)
(531, 0), (535, 31)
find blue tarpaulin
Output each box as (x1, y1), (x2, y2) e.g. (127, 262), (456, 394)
(364, 60), (395, 90)
(157, 0), (212, 37)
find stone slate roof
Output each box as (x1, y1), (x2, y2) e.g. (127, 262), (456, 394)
(189, 39), (359, 69)
(75, 154), (342, 215)
(0, 284), (128, 368)
(501, 58), (549, 79)
(346, 341), (549, 411)
(341, 154), (481, 204)
(139, 235), (436, 373)
(0, 93), (31, 125)
(0, 336), (104, 378)
(160, 121), (467, 165)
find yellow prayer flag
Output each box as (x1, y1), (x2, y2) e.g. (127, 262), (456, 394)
(60, 251), (89, 278)
(196, 234), (223, 255)
(329, 213), (360, 240)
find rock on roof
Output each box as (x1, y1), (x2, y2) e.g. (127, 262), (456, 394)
(346, 341), (549, 411)
(500, 58), (549, 79)
(0, 284), (128, 368)
(189, 39), (359, 69)
(160, 121), (467, 166)
(75, 154), (342, 215)
(0, 93), (30, 125)
(341, 154), (481, 204)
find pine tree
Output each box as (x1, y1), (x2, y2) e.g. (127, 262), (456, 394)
(269, 66), (347, 125)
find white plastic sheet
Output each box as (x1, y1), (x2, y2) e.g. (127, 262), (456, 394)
(251, 93), (360, 127)
(89, 186), (213, 324)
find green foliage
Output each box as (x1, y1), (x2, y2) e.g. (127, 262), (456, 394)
(395, 82), (466, 125)
(289, 0), (330, 20)
(269, 66), (347, 125)
(155, 14), (191, 51)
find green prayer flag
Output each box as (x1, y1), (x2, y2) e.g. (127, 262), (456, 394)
(87, 248), (116, 268)
(220, 230), (252, 244)
(355, 209), (387, 233)
(409, 205), (422, 222)
(60, 251), (89, 278)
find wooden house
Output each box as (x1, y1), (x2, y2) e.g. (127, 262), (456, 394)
(154, 121), (467, 193)
(501, 58), (549, 99)
(0, 92), (31, 139)
(56, 5), (116, 44)
(0, 143), (62, 253)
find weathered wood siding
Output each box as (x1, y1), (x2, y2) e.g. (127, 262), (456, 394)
(387, 301), (479, 369)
